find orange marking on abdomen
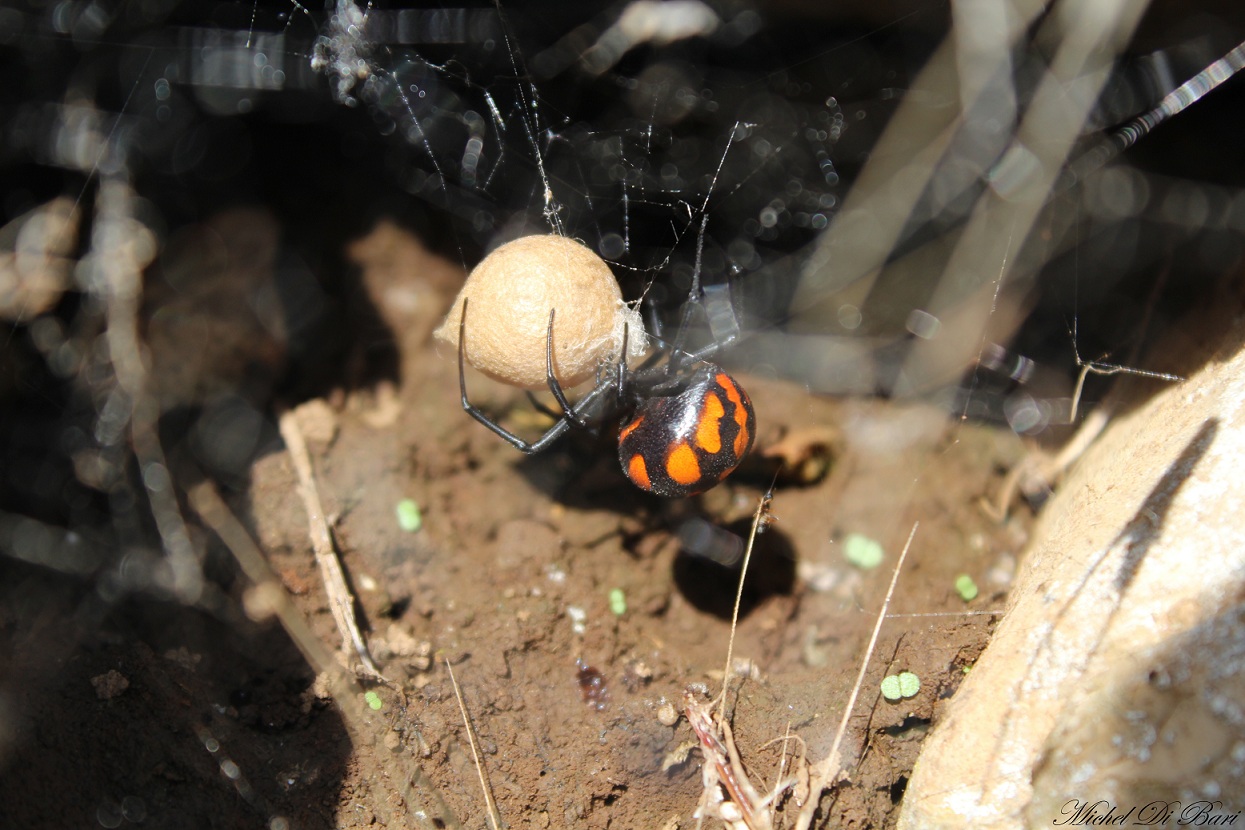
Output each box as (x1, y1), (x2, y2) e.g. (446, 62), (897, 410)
(666, 443), (701, 485)
(627, 453), (651, 490)
(717, 374), (751, 457)
(694, 393), (725, 454)
(733, 415), (749, 458)
(619, 415), (644, 443)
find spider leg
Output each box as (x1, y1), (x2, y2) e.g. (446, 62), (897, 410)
(524, 391), (563, 420)
(544, 309), (590, 428)
(616, 321), (629, 400)
(664, 216), (709, 374)
(641, 218), (751, 397)
(682, 324), (737, 364)
(457, 297), (575, 453)
(674, 217), (749, 369)
(644, 298), (663, 342)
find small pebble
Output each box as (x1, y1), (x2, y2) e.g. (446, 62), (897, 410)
(91, 670), (129, 700)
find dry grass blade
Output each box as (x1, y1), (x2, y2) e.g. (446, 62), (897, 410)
(717, 486), (774, 716)
(187, 479), (339, 676)
(277, 407), (384, 678)
(762, 726), (808, 823)
(446, 659), (504, 830)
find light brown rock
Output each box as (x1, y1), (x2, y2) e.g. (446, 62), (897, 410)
(899, 324), (1245, 828)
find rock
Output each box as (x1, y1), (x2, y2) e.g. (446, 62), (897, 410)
(899, 317), (1245, 827)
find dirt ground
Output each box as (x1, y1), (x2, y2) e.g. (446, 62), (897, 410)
(0, 220), (1032, 829)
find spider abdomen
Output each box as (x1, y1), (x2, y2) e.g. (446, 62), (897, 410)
(618, 365), (756, 498)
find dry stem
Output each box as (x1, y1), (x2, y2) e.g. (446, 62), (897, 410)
(447, 659), (504, 830)
(277, 407), (383, 678)
(717, 486), (774, 717)
(90, 176), (202, 603)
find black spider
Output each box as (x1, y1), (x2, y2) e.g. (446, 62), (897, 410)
(457, 246), (756, 498)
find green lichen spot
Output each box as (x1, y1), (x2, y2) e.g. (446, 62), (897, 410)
(608, 588), (627, 616)
(396, 499), (422, 533)
(843, 533), (883, 569)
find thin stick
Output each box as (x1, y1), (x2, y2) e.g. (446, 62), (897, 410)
(717, 486), (774, 718)
(278, 408), (383, 678)
(795, 522), (919, 830)
(446, 659), (503, 830)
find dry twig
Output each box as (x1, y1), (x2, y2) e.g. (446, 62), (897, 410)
(278, 407), (384, 678)
(447, 659), (504, 830)
(717, 485), (774, 716)
(187, 479), (339, 675)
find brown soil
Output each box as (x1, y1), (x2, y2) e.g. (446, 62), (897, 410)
(0, 223), (1029, 829)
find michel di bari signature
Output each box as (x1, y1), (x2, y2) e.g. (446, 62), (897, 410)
(1055, 799), (1242, 826)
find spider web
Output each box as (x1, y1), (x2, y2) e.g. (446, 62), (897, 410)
(299, 0), (865, 326)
